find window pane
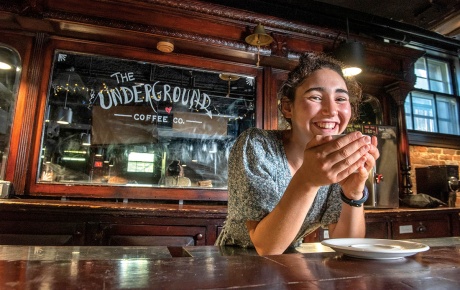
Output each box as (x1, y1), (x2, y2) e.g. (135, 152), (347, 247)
(414, 58), (427, 77)
(436, 95), (459, 135)
(427, 58), (452, 94)
(415, 76), (429, 90)
(0, 45), (21, 179)
(404, 96), (413, 130)
(411, 92), (437, 132)
(38, 51), (256, 189)
(414, 58), (428, 90)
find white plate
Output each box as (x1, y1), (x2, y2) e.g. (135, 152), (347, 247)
(321, 238), (430, 260)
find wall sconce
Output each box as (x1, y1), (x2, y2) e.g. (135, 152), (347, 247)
(334, 18), (365, 77)
(245, 23), (273, 67)
(157, 40), (174, 53)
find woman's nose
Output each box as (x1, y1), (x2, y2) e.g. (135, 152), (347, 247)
(322, 100), (338, 116)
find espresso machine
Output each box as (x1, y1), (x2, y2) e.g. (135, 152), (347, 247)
(345, 124), (400, 208)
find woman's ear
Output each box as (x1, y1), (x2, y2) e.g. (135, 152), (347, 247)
(279, 97), (293, 119)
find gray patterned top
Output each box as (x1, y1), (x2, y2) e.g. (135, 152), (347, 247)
(216, 127), (342, 248)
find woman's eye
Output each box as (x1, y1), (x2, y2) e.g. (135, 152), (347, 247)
(308, 95), (322, 101)
(336, 96), (349, 103)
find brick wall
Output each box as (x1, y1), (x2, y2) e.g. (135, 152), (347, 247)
(410, 145), (460, 193)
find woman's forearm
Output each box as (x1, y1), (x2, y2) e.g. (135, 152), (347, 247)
(329, 203), (366, 238)
(247, 175), (320, 255)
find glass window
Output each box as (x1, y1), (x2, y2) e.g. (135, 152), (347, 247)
(38, 51), (256, 189)
(407, 56), (459, 136)
(0, 45), (21, 180)
(436, 95), (459, 135)
(427, 58), (452, 94)
(404, 97), (413, 130)
(414, 58), (429, 90)
(414, 57), (452, 94)
(411, 92), (436, 132)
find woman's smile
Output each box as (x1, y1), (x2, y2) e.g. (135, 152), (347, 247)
(314, 121), (339, 130)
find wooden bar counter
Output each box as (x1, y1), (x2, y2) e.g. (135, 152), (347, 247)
(1, 237), (459, 289)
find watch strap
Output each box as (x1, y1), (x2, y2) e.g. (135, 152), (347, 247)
(340, 186), (369, 207)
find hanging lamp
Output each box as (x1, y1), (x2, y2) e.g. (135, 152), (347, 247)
(334, 18), (365, 77)
(219, 73), (240, 97)
(56, 74), (73, 125)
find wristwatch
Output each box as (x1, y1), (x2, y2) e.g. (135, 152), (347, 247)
(340, 186), (369, 207)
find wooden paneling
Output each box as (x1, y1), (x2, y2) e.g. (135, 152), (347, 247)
(0, 200), (459, 246)
(365, 220), (391, 239)
(392, 216), (451, 239)
(0, 220), (85, 245)
(0, 200), (226, 246)
(102, 224), (207, 246)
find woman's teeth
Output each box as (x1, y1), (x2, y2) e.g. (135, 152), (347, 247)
(317, 122), (336, 129)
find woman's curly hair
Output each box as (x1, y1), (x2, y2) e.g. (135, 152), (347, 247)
(278, 51), (362, 124)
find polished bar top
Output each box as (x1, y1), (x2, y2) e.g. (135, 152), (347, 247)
(1, 198), (459, 216)
(1, 237), (459, 289)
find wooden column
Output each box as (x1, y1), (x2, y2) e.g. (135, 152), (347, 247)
(385, 81), (415, 196)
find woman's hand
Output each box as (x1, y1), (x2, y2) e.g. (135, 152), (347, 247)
(298, 131), (379, 196)
(339, 134), (379, 200)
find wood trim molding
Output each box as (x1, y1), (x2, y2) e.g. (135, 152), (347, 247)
(408, 131), (460, 150)
(3, 1), (424, 69)
(12, 32), (48, 194)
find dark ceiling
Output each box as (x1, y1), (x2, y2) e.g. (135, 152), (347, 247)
(315, 0), (460, 40)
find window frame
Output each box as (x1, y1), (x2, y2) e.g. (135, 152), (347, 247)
(406, 54), (460, 149)
(27, 38), (263, 201)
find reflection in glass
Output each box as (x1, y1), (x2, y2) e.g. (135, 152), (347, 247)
(38, 51), (256, 189)
(0, 45), (21, 180)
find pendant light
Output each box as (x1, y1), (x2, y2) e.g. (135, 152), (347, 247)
(219, 74), (240, 97)
(56, 74), (73, 125)
(245, 23), (273, 67)
(334, 18), (365, 77)
(52, 66), (87, 124)
(81, 133), (91, 146)
(0, 47), (18, 70)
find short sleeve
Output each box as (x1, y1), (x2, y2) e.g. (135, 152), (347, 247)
(228, 128), (285, 221)
(216, 128), (288, 247)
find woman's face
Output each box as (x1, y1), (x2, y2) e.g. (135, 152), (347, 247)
(285, 68), (351, 141)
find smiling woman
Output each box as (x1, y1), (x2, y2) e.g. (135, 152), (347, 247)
(216, 51), (380, 255)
